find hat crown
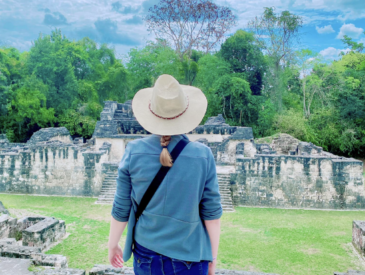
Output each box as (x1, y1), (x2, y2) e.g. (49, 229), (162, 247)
(151, 75), (187, 118)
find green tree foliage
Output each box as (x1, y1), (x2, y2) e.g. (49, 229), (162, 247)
(208, 75), (259, 127)
(248, 7), (303, 110)
(219, 30), (266, 95)
(340, 33), (365, 53)
(6, 76), (55, 141)
(127, 39), (181, 93)
(1, 29), (130, 140)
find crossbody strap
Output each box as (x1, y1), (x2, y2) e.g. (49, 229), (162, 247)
(134, 137), (190, 222)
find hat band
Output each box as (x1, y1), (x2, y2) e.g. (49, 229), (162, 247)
(149, 97), (189, 120)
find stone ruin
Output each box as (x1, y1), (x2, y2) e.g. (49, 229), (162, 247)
(0, 100), (364, 211)
(0, 201), (71, 274)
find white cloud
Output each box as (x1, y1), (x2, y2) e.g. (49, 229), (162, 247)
(319, 47), (350, 60)
(316, 25), (335, 34)
(336, 23), (364, 39)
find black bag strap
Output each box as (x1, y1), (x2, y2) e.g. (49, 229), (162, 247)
(134, 137), (190, 222)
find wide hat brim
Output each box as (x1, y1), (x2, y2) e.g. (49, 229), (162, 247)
(132, 85), (207, 135)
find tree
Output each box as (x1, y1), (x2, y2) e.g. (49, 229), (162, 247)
(248, 7), (303, 109)
(145, 0), (236, 60)
(127, 39), (181, 92)
(219, 30), (266, 95)
(341, 33), (365, 53)
(211, 75), (258, 126)
(295, 49), (324, 119)
(6, 76), (55, 141)
(194, 53), (231, 93)
(248, 7), (303, 69)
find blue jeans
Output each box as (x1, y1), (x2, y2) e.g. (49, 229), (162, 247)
(133, 240), (210, 275)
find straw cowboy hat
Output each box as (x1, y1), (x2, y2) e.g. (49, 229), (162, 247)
(132, 74), (208, 135)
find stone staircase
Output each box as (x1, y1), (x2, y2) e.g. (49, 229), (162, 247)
(217, 174), (235, 212)
(95, 170), (118, 205)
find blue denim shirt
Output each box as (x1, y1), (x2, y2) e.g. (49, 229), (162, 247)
(111, 134), (223, 262)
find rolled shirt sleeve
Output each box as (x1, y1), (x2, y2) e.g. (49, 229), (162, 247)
(199, 148), (223, 220)
(111, 143), (132, 222)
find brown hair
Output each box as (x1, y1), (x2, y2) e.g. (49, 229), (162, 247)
(160, 136), (173, 167)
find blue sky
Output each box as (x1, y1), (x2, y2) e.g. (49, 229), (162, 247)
(0, 0), (364, 60)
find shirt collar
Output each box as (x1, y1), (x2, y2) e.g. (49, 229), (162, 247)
(151, 134), (189, 150)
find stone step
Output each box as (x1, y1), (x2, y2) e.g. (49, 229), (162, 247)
(101, 185), (117, 188)
(95, 201), (113, 205)
(221, 197), (233, 200)
(96, 198), (114, 203)
(100, 189), (116, 192)
(221, 200), (233, 203)
(99, 193), (115, 197)
(100, 192), (116, 196)
(100, 187), (117, 190)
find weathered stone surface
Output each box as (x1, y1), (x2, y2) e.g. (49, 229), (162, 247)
(0, 245), (41, 258)
(334, 271), (365, 275)
(32, 254), (68, 268)
(89, 265), (134, 274)
(0, 138), (109, 197)
(0, 256), (33, 275)
(231, 155), (364, 209)
(0, 238), (17, 247)
(0, 214), (17, 239)
(34, 268), (85, 275)
(89, 265), (279, 275)
(0, 245), (67, 268)
(22, 217), (66, 251)
(352, 221), (365, 256)
(298, 142), (323, 156)
(0, 201), (9, 215)
(28, 127), (72, 144)
(204, 114), (229, 126)
(17, 217), (47, 232)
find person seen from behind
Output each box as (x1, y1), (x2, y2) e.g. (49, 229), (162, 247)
(107, 74), (223, 275)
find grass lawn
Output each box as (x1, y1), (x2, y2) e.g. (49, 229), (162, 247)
(1, 194), (365, 275)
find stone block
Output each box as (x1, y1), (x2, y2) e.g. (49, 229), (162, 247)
(22, 217), (66, 251)
(0, 245), (41, 258)
(90, 265), (134, 274)
(17, 216), (46, 232)
(352, 221), (365, 256)
(0, 238), (17, 247)
(34, 268), (85, 275)
(0, 214), (17, 239)
(32, 253), (68, 268)
(0, 201), (9, 215)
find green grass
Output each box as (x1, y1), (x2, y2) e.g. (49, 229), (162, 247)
(1, 194), (365, 275)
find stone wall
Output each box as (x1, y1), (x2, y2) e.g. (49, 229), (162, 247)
(231, 154), (364, 209)
(0, 130), (109, 197)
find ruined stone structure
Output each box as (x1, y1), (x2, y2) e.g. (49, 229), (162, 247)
(0, 100), (364, 211)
